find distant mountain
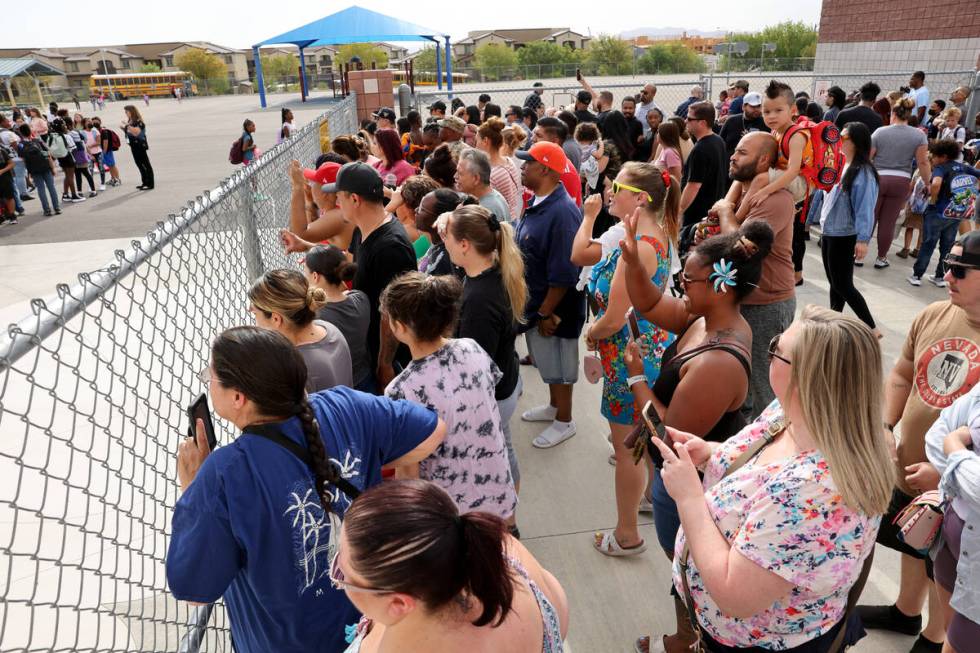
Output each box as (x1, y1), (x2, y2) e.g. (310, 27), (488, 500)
(619, 27), (726, 39)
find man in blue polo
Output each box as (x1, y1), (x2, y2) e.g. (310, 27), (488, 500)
(514, 141), (585, 448)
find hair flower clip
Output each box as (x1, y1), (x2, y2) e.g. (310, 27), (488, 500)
(710, 258), (737, 293)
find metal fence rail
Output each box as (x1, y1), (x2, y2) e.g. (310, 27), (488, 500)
(0, 95), (357, 652)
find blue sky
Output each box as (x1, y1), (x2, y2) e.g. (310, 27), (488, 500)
(10, 0), (824, 50)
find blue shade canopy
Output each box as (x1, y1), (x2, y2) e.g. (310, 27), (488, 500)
(253, 5), (445, 48)
(0, 58), (64, 79)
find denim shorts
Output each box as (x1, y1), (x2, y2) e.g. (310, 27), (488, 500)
(525, 330), (579, 385)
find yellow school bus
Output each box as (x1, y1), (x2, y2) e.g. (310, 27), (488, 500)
(89, 72), (197, 99)
(391, 69), (469, 88)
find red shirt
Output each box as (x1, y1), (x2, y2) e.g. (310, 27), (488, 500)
(521, 161), (583, 214)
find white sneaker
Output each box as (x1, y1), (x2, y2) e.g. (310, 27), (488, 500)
(639, 496), (653, 513)
(929, 276), (947, 288)
(99, 184), (106, 191)
(521, 404), (557, 422)
(907, 275), (922, 286)
(532, 420), (576, 448)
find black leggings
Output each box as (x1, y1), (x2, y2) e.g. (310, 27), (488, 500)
(792, 213), (806, 273)
(130, 146), (154, 188)
(820, 234), (876, 329)
(75, 164), (96, 193)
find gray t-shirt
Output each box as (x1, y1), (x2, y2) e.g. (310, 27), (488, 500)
(871, 124), (927, 176)
(316, 291), (372, 387)
(479, 189), (511, 223)
(562, 137), (582, 172)
(296, 320), (353, 392)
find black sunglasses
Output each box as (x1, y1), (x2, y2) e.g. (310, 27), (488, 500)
(768, 334), (791, 365)
(944, 257), (979, 279)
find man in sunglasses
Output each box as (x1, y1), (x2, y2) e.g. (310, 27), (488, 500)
(860, 231), (980, 651)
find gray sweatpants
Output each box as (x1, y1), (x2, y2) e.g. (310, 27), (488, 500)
(740, 297), (796, 420)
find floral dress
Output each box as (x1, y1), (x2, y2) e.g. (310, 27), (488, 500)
(672, 400), (881, 649)
(588, 235), (675, 425)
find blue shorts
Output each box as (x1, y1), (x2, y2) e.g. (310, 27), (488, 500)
(525, 330), (579, 385)
(102, 150), (116, 167)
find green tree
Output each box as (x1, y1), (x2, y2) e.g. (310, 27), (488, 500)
(412, 46), (453, 72)
(337, 43), (389, 68)
(174, 49), (227, 93)
(516, 41), (582, 78)
(261, 54), (299, 85)
(637, 43), (706, 74)
(585, 35), (634, 76)
(473, 43), (517, 81)
(139, 62), (162, 73)
(724, 21), (817, 70)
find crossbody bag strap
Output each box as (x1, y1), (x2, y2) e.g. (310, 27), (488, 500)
(679, 418), (784, 652)
(243, 423), (361, 502)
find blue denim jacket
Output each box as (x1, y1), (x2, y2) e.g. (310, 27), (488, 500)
(925, 385), (980, 625)
(806, 166), (877, 242)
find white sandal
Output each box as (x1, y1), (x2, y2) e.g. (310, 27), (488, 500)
(593, 531), (646, 557)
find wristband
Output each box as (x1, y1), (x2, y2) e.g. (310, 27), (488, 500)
(627, 375), (647, 388)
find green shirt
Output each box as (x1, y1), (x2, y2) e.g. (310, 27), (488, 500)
(413, 234), (431, 260)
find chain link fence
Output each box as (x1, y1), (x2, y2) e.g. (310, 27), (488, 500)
(0, 95), (357, 652)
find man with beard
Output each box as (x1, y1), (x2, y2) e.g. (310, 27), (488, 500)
(718, 92), (769, 159)
(710, 131), (796, 418)
(621, 97), (644, 150)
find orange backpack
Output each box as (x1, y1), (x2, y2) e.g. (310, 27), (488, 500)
(779, 116), (846, 193)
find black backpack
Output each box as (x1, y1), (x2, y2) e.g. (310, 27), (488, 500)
(20, 139), (50, 174)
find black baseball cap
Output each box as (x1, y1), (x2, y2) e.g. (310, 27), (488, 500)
(372, 107), (396, 122)
(428, 100), (446, 112)
(321, 161), (384, 200)
(950, 231), (980, 267)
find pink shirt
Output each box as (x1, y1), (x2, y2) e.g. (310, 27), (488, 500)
(490, 160), (522, 220)
(372, 159), (415, 187)
(655, 146), (682, 172)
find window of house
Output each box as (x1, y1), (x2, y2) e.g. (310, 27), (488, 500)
(563, 41), (575, 49)
(164, 56), (173, 67)
(224, 55), (233, 64)
(67, 62), (79, 72)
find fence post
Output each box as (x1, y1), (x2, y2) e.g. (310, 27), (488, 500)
(239, 178), (264, 281)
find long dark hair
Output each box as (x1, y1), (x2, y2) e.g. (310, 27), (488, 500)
(694, 220), (774, 300)
(344, 479), (515, 627)
(465, 105), (481, 125)
(601, 110), (635, 161)
(211, 326), (337, 512)
(841, 122), (878, 194)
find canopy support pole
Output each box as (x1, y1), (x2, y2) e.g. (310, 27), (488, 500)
(435, 41), (442, 91)
(253, 47), (267, 108)
(31, 74), (44, 107)
(4, 78), (15, 107)
(299, 47), (308, 102)
(445, 36), (453, 99)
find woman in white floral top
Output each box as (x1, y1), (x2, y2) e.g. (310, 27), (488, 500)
(382, 272), (517, 520)
(649, 306), (894, 652)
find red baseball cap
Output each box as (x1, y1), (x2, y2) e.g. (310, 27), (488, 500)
(302, 162), (341, 186)
(516, 141), (568, 175)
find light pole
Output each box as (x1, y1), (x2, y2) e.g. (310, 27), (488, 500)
(99, 48), (114, 100)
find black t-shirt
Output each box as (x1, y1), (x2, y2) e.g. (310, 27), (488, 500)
(834, 105), (884, 135)
(352, 217), (417, 370)
(681, 133), (728, 227)
(719, 114), (770, 158)
(625, 117), (645, 157)
(574, 109), (597, 124)
(454, 267), (519, 400)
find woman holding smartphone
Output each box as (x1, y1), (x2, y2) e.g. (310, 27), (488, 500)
(167, 326), (445, 653)
(620, 217), (773, 653)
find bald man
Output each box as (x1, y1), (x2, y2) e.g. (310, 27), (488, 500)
(636, 83), (659, 137)
(711, 131), (796, 419)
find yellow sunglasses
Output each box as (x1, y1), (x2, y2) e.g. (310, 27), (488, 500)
(612, 181), (653, 202)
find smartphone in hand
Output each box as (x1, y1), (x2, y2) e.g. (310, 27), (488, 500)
(576, 68), (582, 81)
(626, 308), (641, 341)
(640, 400), (670, 467)
(187, 393), (218, 451)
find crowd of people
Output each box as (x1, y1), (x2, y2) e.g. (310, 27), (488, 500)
(0, 100), (155, 225)
(157, 71), (980, 653)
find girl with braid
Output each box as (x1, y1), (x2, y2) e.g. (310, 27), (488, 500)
(167, 326), (445, 653)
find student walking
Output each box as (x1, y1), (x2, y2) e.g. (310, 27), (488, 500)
(122, 105), (153, 190)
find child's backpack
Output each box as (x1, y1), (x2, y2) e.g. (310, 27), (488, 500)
(20, 139), (50, 175)
(228, 137), (244, 165)
(779, 116), (846, 193)
(45, 133), (71, 159)
(102, 128), (121, 151)
(940, 163), (979, 221)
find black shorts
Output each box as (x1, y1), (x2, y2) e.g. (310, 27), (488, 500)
(875, 487), (935, 579)
(57, 156), (74, 169)
(0, 174), (15, 200)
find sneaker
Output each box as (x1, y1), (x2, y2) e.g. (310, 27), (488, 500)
(874, 258), (890, 269)
(87, 191), (97, 198)
(15, 208), (24, 216)
(532, 420), (577, 449)
(70, 196), (86, 203)
(0, 217), (10, 226)
(639, 496), (653, 513)
(99, 184), (106, 191)
(856, 603), (922, 636)
(521, 404), (557, 422)
(54, 208), (62, 215)
(909, 634), (944, 653)
(928, 276), (947, 288)
(854, 260), (864, 267)
(907, 275), (922, 286)
(43, 210), (53, 217)
(61, 193), (69, 201)
(5, 216), (18, 225)
(20, 194), (34, 201)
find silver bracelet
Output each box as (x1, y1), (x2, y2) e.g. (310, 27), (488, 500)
(627, 375), (647, 387)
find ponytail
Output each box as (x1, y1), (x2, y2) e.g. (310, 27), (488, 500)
(297, 399), (337, 513)
(343, 480), (516, 626)
(662, 172), (680, 248)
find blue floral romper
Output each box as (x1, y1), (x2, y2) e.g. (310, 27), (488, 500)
(588, 235), (675, 425)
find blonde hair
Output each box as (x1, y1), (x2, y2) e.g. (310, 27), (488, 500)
(619, 161), (680, 248)
(500, 126), (526, 155)
(891, 97), (916, 122)
(787, 305), (894, 515)
(448, 205), (527, 325)
(248, 269), (327, 328)
(944, 107), (962, 121)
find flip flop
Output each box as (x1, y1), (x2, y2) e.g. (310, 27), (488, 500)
(593, 531), (646, 557)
